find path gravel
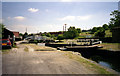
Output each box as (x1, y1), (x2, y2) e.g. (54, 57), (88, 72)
(2, 44), (104, 74)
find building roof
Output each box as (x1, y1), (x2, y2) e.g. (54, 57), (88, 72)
(2, 28), (14, 39)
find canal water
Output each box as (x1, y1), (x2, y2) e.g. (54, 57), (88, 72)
(89, 54), (120, 73)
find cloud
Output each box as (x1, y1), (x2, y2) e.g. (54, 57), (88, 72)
(6, 24), (64, 33)
(28, 8), (39, 13)
(58, 16), (75, 21)
(58, 15), (92, 21)
(14, 16), (25, 20)
(77, 15), (92, 20)
(6, 25), (37, 34)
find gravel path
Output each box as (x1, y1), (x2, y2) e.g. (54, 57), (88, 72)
(2, 44), (104, 74)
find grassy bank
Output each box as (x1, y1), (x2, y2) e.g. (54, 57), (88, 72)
(98, 43), (120, 51)
(64, 51), (116, 74)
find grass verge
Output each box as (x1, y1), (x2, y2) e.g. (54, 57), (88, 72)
(64, 51), (113, 74)
(98, 43), (120, 51)
(2, 49), (11, 54)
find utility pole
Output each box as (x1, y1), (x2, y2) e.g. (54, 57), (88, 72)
(63, 25), (64, 34)
(26, 27), (27, 33)
(65, 24), (67, 31)
(63, 25), (64, 32)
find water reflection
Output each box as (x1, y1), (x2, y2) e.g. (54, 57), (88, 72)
(90, 55), (120, 73)
(98, 61), (112, 69)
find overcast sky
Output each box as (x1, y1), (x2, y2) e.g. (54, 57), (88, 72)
(2, 0), (119, 34)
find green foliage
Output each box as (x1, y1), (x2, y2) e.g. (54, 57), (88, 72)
(109, 10), (120, 30)
(19, 33), (23, 36)
(76, 28), (82, 33)
(63, 26), (79, 39)
(94, 26), (105, 38)
(13, 42), (18, 48)
(0, 24), (6, 38)
(103, 24), (109, 30)
(23, 32), (28, 39)
(41, 33), (45, 36)
(29, 40), (38, 43)
(91, 26), (106, 38)
(28, 33), (33, 36)
(95, 30), (105, 38)
(56, 26), (81, 39)
(57, 34), (64, 40)
(97, 27), (104, 31)
(46, 33), (51, 37)
(51, 34), (57, 39)
(91, 27), (97, 33)
(51, 34), (55, 38)
(90, 10), (120, 38)
(105, 30), (112, 37)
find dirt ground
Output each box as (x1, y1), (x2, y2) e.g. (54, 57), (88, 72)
(2, 43), (117, 74)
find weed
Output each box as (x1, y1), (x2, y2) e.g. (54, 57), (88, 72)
(24, 47), (29, 52)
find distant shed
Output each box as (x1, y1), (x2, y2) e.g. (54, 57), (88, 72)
(112, 27), (120, 43)
(2, 28), (15, 45)
(12, 31), (19, 38)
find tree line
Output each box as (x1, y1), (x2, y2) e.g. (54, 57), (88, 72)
(91, 10), (120, 38)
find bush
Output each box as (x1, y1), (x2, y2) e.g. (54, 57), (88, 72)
(95, 30), (105, 38)
(29, 40), (38, 43)
(38, 40), (44, 43)
(57, 34), (64, 40)
(63, 27), (79, 39)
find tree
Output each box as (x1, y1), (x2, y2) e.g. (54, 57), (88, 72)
(97, 27), (104, 31)
(68, 26), (75, 31)
(63, 26), (79, 39)
(23, 32), (28, 39)
(95, 30), (105, 38)
(28, 33), (33, 36)
(24, 32), (28, 36)
(0, 24), (5, 38)
(19, 33), (23, 36)
(76, 28), (82, 33)
(51, 34), (54, 37)
(46, 33), (51, 37)
(41, 33), (45, 36)
(109, 10), (120, 29)
(103, 24), (109, 30)
(91, 27), (97, 33)
(0, 24), (5, 32)
(57, 34), (64, 40)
